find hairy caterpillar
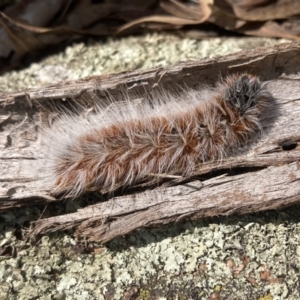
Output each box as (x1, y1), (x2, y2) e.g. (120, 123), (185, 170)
(42, 74), (273, 198)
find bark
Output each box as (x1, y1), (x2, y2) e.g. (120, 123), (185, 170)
(1, 42), (300, 242)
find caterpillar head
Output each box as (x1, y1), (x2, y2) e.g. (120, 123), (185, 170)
(224, 74), (270, 115)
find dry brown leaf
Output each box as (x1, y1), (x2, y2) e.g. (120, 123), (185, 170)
(0, 11), (71, 34)
(160, 0), (212, 21)
(229, 0), (273, 8)
(281, 18), (300, 35)
(0, 14), (47, 57)
(62, 0), (120, 29)
(239, 20), (300, 40)
(117, 15), (208, 35)
(0, 11), (111, 35)
(0, 0), (159, 69)
(3, 0), (65, 25)
(214, 0), (300, 22)
(209, 5), (246, 30)
(0, 10), (112, 61)
(117, 0), (213, 34)
(1, 0), (300, 73)
(232, 0), (300, 21)
(0, 0), (65, 58)
(213, 0), (300, 38)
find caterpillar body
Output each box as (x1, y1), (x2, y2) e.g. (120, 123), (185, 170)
(42, 74), (273, 198)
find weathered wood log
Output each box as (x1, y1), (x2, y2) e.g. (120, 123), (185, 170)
(33, 162), (300, 243)
(1, 42), (300, 242)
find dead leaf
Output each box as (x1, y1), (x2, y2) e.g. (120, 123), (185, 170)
(1, 16), (47, 57)
(117, 15), (205, 34)
(238, 20), (300, 40)
(230, 0), (273, 9)
(160, 0), (212, 21)
(232, 0), (300, 21)
(117, 0), (212, 34)
(209, 5), (246, 30)
(1, 0), (300, 73)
